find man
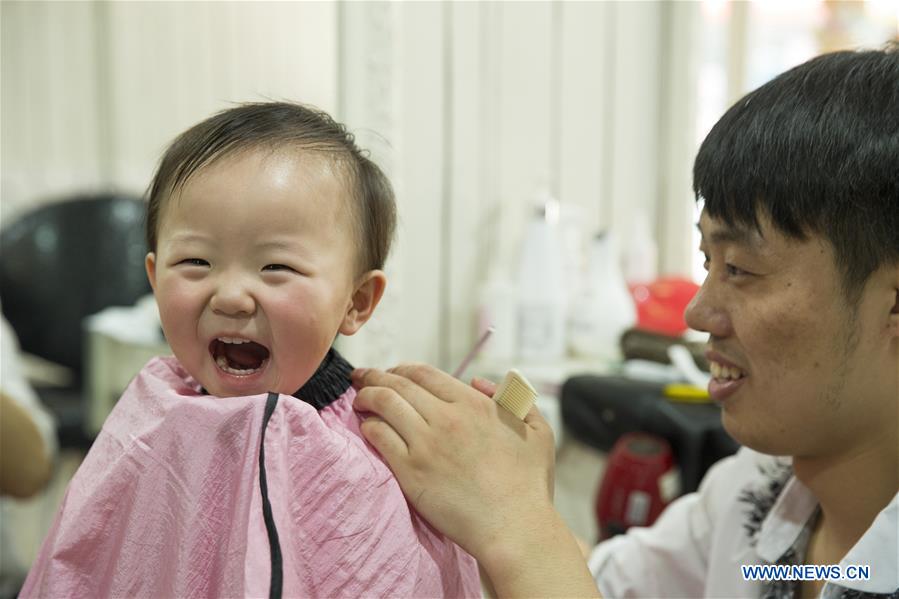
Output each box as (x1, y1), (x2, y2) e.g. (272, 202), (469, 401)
(351, 44), (898, 598)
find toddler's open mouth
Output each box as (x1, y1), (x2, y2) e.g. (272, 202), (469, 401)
(209, 337), (271, 375)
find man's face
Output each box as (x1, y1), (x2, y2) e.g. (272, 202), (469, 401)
(146, 149), (360, 397)
(685, 209), (897, 458)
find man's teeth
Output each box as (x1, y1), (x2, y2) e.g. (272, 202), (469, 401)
(215, 355), (261, 375)
(218, 337), (251, 344)
(710, 361), (745, 380)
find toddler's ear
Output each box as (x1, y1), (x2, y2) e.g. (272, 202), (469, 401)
(145, 252), (158, 293)
(890, 272), (899, 338)
(340, 270), (387, 335)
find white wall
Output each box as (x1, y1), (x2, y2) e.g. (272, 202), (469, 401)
(1, 1), (700, 372)
(2, 1), (105, 221)
(337, 2), (699, 370)
(1, 1), (338, 222)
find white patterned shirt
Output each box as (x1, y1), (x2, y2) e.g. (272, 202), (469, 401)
(588, 447), (898, 598)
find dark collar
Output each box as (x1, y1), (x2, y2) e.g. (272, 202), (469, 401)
(201, 348), (353, 411)
(292, 348), (353, 410)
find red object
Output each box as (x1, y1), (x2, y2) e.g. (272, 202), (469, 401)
(595, 433), (675, 540)
(629, 277), (700, 336)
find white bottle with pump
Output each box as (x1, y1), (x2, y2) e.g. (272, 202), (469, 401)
(623, 214), (658, 286)
(568, 231), (637, 361)
(516, 192), (567, 362)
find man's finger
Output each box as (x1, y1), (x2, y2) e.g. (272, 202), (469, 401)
(351, 368), (440, 423)
(523, 404), (554, 436)
(470, 376), (497, 398)
(386, 362), (485, 405)
(354, 385), (430, 443)
(359, 416), (410, 463)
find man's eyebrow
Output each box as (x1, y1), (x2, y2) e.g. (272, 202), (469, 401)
(695, 222), (759, 248)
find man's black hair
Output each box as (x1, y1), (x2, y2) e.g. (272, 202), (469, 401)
(693, 44), (899, 300)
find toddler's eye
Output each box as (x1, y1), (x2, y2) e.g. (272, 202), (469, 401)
(263, 264), (295, 273)
(180, 258), (209, 267)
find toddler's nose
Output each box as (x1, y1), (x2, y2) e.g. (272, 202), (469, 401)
(210, 278), (256, 317)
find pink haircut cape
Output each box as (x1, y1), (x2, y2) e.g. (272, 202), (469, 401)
(21, 356), (479, 598)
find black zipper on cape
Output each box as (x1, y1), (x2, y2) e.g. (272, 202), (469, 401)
(251, 348), (353, 599)
(259, 392), (282, 599)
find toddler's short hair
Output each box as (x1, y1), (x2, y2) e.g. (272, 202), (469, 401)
(146, 102), (396, 273)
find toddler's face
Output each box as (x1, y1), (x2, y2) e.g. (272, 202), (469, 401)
(146, 149), (359, 397)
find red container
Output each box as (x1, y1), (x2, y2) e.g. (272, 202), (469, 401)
(629, 276), (700, 336)
(595, 432), (676, 540)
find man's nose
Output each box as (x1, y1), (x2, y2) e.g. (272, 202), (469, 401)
(209, 273), (256, 317)
(684, 279), (732, 338)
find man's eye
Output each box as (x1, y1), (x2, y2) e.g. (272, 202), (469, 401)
(725, 263), (750, 277)
(179, 258), (209, 267)
(700, 252), (751, 278)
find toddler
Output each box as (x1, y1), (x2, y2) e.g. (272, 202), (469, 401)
(21, 102), (480, 598)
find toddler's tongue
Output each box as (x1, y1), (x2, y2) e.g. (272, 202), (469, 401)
(222, 342), (269, 370)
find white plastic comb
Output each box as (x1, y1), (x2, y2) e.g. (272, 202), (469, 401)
(492, 369), (538, 420)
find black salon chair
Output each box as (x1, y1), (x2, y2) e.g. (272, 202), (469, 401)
(561, 375), (740, 495)
(0, 193), (151, 448)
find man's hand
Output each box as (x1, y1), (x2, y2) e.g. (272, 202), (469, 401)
(352, 364), (600, 598)
(352, 363), (556, 560)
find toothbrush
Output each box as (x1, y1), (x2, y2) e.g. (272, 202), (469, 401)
(452, 326), (495, 378)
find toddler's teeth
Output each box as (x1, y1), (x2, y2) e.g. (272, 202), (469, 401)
(215, 354), (262, 376)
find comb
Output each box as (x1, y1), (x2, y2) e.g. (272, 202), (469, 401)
(492, 369), (538, 420)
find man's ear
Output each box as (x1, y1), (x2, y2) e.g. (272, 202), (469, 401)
(145, 252), (158, 293)
(890, 289), (899, 337)
(340, 270), (387, 336)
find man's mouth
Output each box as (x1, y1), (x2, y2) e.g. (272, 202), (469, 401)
(709, 360), (746, 381)
(209, 337), (271, 375)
